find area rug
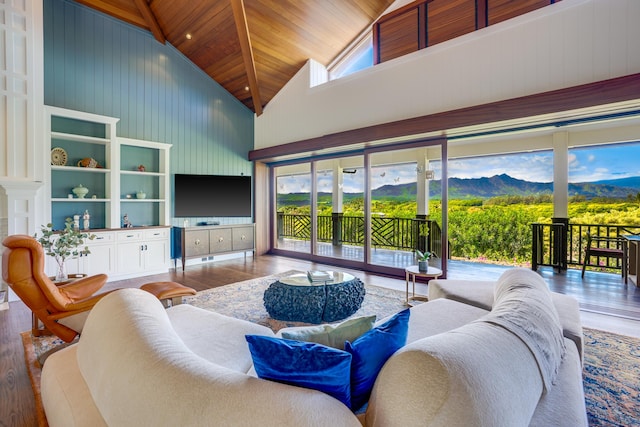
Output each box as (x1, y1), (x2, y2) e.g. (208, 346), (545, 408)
(182, 270), (407, 331)
(582, 328), (640, 426)
(21, 271), (640, 426)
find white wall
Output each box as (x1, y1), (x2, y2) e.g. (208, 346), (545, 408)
(255, 0), (640, 148)
(0, 0), (45, 235)
(0, 0), (45, 303)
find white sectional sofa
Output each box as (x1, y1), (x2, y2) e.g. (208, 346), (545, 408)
(41, 268), (587, 426)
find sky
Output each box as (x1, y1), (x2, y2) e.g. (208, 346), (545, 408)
(277, 142), (640, 194)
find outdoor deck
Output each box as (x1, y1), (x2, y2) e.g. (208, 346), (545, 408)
(276, 238), (640, 321)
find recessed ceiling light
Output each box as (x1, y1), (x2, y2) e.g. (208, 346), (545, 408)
(186, 33), (192, 40)
(244, 86), (250, 91)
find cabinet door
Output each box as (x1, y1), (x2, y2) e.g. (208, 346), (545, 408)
(232, 226), (254, 251)
(209, 228), (233, 253)
(144, 239), (169, 271)
(184, 230), (210, 257)
(84, 232), (116, 276)
(117, 241), (145, 274)
(63, 257), (83, 277)
(84, 243), (116, 276)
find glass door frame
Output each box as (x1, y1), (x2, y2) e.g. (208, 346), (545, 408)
(268, 136), (448, 279)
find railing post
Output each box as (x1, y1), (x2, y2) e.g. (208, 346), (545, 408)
(277, 212), (284, 238)
(552, 217), (569, 270)
(332, 213), (343, 246)
(415, 215), (428, 253)
(532, 223), (539, 271)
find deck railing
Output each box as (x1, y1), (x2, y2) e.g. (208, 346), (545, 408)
(277, 213), (441, 256)
(532, 222), (640, 271)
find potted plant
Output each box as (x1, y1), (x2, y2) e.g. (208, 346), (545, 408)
(35, 217), (95, 282)
(416, 250), (432, 272)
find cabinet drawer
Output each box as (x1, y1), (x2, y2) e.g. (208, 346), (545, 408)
(184, 230), (210, 257)
(209, 228), (232, 253)
(232, 226), (254, 251)
(89, 232), (114, 244)
(117, 231), (143, 241)
(144, 228), (169, 240)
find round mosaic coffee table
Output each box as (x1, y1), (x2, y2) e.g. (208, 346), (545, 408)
(263, 271), (365, 323)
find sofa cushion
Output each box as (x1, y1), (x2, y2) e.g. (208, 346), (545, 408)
(41, 345), (108, 427)
(428, 277), (584, 360)
(403, 298), (489, 344)
(280, 315), (376, 350)
(428, 279), (496, 310)
(74, 289), (361, 426)
(167, 303), (275, 373)
(529, 337), (588, 426)
(345, 308), (410, 411)
(366, 321), (544, 427)
(486, 268), (566, 391)
(246, 335), (352, 407)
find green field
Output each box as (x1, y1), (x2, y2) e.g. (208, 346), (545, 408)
(278, 195), (640, 265)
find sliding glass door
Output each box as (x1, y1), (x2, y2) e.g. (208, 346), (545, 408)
(270, 138), (448, 277)
(274, 163), (311, 254)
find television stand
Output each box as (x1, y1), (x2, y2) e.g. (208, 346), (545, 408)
(172, 224), (255, 270)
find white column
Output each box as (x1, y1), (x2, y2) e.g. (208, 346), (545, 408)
(332, 161), (343, 212)
(553, 132), (569, 218)
(416, 156), (431, 217)
(0, 181), (43, 235)
(0, 0), (44, 305)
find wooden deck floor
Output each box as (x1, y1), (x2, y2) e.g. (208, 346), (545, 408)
(277, 239), (640, 320)
(1, 253), (639, 425)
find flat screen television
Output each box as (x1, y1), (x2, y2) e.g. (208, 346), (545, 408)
(174, 174), (252, 217)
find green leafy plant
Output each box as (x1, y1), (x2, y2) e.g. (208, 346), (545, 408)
(34, 218), (95, 280)
(415, 250), (432, 261)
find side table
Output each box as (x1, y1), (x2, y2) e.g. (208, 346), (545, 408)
(405, 265), (442, 306)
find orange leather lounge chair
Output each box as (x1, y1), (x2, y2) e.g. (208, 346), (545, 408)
(2, 234), (113, 342)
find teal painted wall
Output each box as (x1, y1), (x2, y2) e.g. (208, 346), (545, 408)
(44, 0), (254, 224)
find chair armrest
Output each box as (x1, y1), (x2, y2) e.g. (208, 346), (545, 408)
(58, 274), (108, 302)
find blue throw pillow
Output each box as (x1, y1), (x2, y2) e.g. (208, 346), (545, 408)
(345, 308), (410, 411)
(245, 335), (352, 407)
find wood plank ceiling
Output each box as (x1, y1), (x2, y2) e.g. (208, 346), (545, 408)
(73, 0), (396, 114)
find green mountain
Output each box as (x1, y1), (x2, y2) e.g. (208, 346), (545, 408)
(277, 174), (640, 205)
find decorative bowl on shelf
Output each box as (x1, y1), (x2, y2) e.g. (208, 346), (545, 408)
(136, 191), (146, 199)
(77, 157), (98, 168)
(72, 184), (89, 199)
(50, 147), (68, 166)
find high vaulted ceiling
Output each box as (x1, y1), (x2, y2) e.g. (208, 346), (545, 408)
(74, 0), (397, 114)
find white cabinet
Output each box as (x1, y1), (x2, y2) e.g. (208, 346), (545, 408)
(116, 228), (170, 277)
(46, 107), (118, 229)
(82, 231), (116, 277)
(43, 230), (115, 278)
(45, 107), (172, 231)
(44, 107), (173, 282)
(118, 137), (171, 228)
(58, 227), (170, 281)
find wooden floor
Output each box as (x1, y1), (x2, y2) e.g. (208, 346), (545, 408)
(1, 254), (639, 426)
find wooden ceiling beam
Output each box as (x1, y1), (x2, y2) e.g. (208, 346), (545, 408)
(133, 0), (166, 44)
(230, 0), (263, 116)
(74, 0), (148, 28)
